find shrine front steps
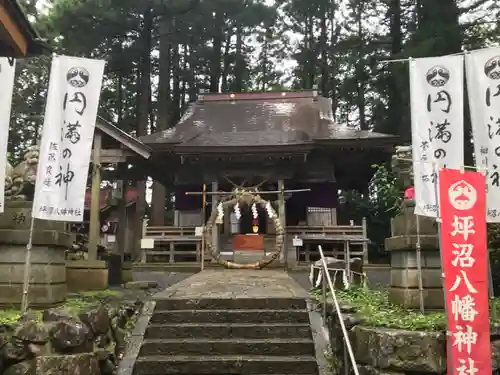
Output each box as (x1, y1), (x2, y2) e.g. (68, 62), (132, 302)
(132, 297), (318, 375)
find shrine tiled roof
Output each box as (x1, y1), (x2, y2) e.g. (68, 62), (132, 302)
(0, 0), (48, 56)
(140, 90), (398, 151)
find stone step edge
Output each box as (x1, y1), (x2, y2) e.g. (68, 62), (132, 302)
(142, 338), (314, 344)
(152, 309), (309, 314)
(135, 354), (317, 362)
(147, 322), (311, 328)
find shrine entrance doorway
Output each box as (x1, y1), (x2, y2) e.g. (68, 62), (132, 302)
(238, 204), (267, 234)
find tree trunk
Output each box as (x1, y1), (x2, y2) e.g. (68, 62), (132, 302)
(319, 5), (329, 96)
(209, 11), (224, 92)
(221, 29), (232, 92)
(232, 23), (245, 92)
(134, 6), (152, 252)
(152, 15), (171, 226)
(355, 5), (366, 130)
(384, 0), (403, 136)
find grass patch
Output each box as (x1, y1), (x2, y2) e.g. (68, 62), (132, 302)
(0, 290), (124, 325)
(312, 287), (500, 331)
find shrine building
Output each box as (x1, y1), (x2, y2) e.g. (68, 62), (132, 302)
(139, 90), (398, 268)
(0, 0), (47, 57)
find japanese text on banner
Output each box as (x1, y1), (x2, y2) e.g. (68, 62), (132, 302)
(465, 48), (500, 222)
(0, 59), (16, 213)
(410, 56), (464, 217)
(33, 56), (105, 222)
(438, 168), (491, 375)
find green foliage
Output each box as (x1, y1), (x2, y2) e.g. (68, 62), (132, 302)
(0, 290), (123, 324)
(312, 287), (500, 331)
(344, 164), (403, 257)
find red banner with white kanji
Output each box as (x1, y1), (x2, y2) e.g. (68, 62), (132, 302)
(438, 168), (491, 375)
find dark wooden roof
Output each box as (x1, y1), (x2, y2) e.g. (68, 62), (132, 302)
(0, 0), (48, 57)
(141, 90), (398, 153)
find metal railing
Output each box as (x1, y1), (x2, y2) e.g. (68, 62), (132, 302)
(317, 245), (359, 375)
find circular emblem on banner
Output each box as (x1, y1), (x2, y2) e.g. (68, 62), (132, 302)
(484, 56), (500, 80)
(448, 180), (477, 211)
(426, 65), (450, 87)
(66, 67), (90, 88)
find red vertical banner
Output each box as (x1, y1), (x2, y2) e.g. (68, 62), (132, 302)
(439, 168), (491, 375)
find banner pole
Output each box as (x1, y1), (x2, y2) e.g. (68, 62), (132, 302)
(21, 216), (35, 314)
(433, 165), (453, 375)
(201, 183), (206, 272)
(415, 214), (425, 313)
(488, 254), (497, 321)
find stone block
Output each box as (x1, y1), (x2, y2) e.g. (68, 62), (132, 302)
(390, 268), (442, 288)
(388, 287), (444, 309)
(385, 235), (439, 251)
(233, 250), (264, 264)
(35, 353), (100, 375)
(390, 248), (442, 268)
(357, 365), (405, 375)
(66, 260), (108, 292)
(122, 261), (133, 283)
(0, 201), (66, 231)
(391, 207), (437, 237)
(0, 244), (67, 307)
(0, 229), (74, 247)
(350, 326), (446, 373)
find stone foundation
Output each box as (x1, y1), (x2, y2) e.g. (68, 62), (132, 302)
(66, 260), (108, 292)
(122, 261), (133, 283)
(385, 202), (443, 309)
(0, 202), (73, 308)
(327, 304), (500, 374)
(0, 287), (155, 375)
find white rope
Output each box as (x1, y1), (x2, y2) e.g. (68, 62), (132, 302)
(318, 245), (360, 375)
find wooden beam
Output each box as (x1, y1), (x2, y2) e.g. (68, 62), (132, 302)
(88, 133), (102, 260)
(0, 3), (27, 56)
(91, 148), (133, 163)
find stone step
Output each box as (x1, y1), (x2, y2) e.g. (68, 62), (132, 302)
(139, 338), (315, 356)
(154, 297), (306, 310)
(145, 322), (312, 339)
(150, 309), (310, 324)
(132, 355), (318, 375)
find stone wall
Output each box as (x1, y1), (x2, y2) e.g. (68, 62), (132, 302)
(327, 303), (500, 375)
(0, 282), (159, 375)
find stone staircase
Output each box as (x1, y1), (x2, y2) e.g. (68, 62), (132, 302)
(132, 297), (318, 375)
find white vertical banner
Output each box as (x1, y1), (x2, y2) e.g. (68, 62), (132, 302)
(410, 55), (465, 217)
(0, 59), (16, 213)
(465, 48), (500, 222)
(33, 56), (105, 222)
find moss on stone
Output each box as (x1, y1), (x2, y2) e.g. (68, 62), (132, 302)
(0, 289), (124, 324)
(312, 287), (500, 331)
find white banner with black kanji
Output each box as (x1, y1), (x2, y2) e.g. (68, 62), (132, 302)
(0, 58), (16, 213)
(410, 55), (465, 217)
(33, 56), (105, 222)
(465, 48), (500, 222)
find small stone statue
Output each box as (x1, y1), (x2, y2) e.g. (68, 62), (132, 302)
(391, 145), (415, 209)
(391, 145), (413, 189)
(4, 146), (39, 201)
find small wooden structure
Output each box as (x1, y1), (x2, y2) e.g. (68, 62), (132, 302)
(0, 0), (46, 57)
(66, 116), (151, 291)
(137, 89), (398, 269)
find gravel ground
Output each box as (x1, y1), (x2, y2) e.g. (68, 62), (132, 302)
(290, 267), (390, 291)
(132, 271), (194, 290)
(132, 267), (390, 293)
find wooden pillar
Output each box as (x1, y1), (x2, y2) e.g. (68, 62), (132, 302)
(116, 164), (127, 261)
(278, 179), (286, 265)
(211, 181), (219, 254)
(88, 133), (102, 261)
(362, 217), (368, 265)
